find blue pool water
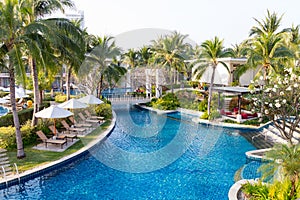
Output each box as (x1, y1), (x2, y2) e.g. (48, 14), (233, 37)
(0, 106), (8, 117)
(0, 105), (256, 199)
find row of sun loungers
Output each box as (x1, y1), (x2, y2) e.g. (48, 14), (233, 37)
(35, 111), (105, 150)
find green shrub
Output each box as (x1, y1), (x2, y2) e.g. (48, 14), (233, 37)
(198, 99), (208, 112)
(188, 81), (199, 88)
(55, 94), (67, 103)
(0, 120), (35, 149)
(209, 109), (221, 120)
(200, 111), (209, 119)
(152, 93), (180, 110)
(95, 103), (112, 119)
(0, 126), (15, 149)
(0, 108), (34, 127)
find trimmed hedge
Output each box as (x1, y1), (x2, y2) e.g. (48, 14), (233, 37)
(0, 108), (34, 127)
(0, 102), (50, 127)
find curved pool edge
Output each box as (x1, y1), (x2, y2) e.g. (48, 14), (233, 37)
(228, 179), (257, 200)
(0, 111), (116, 189)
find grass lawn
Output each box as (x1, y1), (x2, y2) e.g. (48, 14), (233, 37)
(7, 120), (111, 172)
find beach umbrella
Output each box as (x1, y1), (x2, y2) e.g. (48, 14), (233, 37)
(78, 94), (104, 105)
(58, 98), (87, 109)
(35, 105), (73, 135)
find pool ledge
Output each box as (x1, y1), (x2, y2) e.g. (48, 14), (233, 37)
(228, 179), (256, 200)
(193, 117), (272, 130)
(0, 111), (116, 188)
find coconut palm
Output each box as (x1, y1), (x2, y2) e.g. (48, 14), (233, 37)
(80, 36), (121, 98)
(19, 0), (76, 126)
(0, 0), (29, 158)
(151, 31), (189, 92)
(57, 19), (85, 100)
(243, 10), (293, 83)
(193, 36), (232, 116)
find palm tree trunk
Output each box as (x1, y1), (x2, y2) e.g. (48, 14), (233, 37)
(31, 58), (40, 126)
(207, 65), (216, 116)
(66, 67), (71, 100)
(9, 66), (25, 159)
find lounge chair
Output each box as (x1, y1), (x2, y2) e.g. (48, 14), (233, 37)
(68, 116), (93, 129)
(84, 110), (104, 121)
(36, 131), (66, 149)
(48, 125), (77, 142)
(61, 120), (86, 136)
(78, 112), (99, 124)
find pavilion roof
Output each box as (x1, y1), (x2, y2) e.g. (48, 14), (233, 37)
(212, 86), (256, 95)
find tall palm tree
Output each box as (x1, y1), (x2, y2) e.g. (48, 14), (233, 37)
(151, 31), (189, 92)
(20, 0), (76, 126)
(80, 36), (121, 98)
(122, 48), (140, 89)
(193, 36), (232, 115)
(243, 10), (293, 83)
(57, 19), (85, 100)
(0, 0), (28, 158)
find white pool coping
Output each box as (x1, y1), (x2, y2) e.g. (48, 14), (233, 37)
(228, 179), (256, 200)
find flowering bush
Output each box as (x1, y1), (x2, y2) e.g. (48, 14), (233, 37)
(250, 68), (300, 144)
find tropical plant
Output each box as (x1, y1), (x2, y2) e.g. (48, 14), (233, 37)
(79, 36), (122, 98)
(151, 31), (190, 93)
(238, 10), (293, 84)
(259, 144), (300, 199)
(250, 67), (300, 144)
(193, 36), (232, 115)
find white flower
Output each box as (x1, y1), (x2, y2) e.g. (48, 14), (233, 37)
(265, 110), (269, 114)
(280, 91), (284, 96)
(274, 84), (278, 88)
(265, 101), (269, 105)
(259, 76), (264, 80)
(278, 80), (282, 85)
(282, 99), (287, 104)
(275, 102), (281, 108)
(250, 80), (254, 84)
(253, 102), (257, 106)
(253, 98), (257, 101)
(275, 99), (279, 103)
(265, 88), (270, 92)
(294, 83), (299, 88)
(286, 86), (292, 91)
(269, 103), (273, 108)
(272, 88), (277, 92)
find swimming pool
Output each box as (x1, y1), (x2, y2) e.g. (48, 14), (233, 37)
(0, 106), (8, 117)
(0, 104), (256, 199)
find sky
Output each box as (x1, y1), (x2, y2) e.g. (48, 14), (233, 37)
(72, 0), (300, 48)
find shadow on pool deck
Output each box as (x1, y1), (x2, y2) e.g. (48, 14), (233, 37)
(32, 139), (80, 152)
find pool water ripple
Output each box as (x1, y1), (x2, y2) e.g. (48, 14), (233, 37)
(0, 105), (256, 199)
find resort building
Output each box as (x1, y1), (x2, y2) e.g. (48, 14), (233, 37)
(193, 57), (257, 86)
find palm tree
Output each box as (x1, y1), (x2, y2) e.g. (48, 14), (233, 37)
(243, 10), (293, 83)
(122, 48), (140, 89)
(151, 31), (189, 93)
(193, 36), (232, 116)
(0, 0), (28, 158)
(80, 36), (121, 98)
(260, 144), (300, 199)
(19, 0), (76, 126)
(57, 19), (85, 100)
